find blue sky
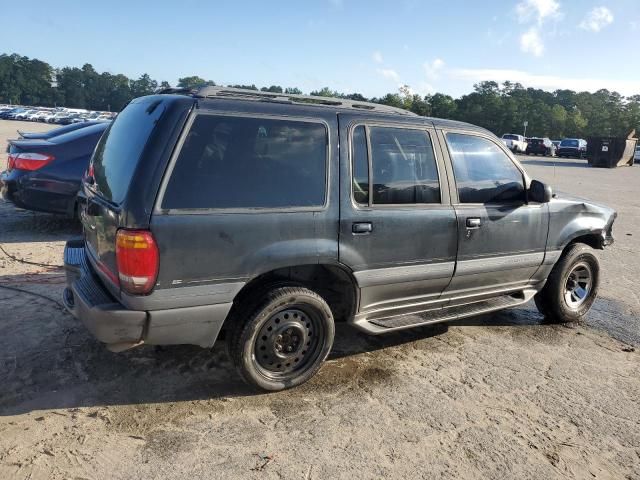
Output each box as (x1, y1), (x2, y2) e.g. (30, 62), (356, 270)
(2, 0), (639, 98)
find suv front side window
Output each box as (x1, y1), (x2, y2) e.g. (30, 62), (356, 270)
(446, 133), (525, 204)
(352, 125), (440, 205)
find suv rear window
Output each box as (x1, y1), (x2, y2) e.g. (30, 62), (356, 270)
(161, 114), (327, 209)
(91, 98), (165, 204)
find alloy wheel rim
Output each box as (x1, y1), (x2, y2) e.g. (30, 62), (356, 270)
(563, 262), (592, 309)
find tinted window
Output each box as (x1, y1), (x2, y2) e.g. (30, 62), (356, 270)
(352, 125), (369, 204)
(162, 115), (327, 209)
(368, 126), (440, 204)
(91, 98), (165, 203)
(502, 134), (518, 140)
(447, 133), (525, 204)
(561, 139), (579, 147)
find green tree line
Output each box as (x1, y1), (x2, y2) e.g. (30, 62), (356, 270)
(1, 52), (639, 138)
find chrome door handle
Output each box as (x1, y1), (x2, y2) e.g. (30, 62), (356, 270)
(466, 217), (481, 228)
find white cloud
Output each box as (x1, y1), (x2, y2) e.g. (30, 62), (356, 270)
(514, 0), (560, 57)
(449, 67), (639, 96)
(516, 0), (560, 24)
(424, 58), (445, 80)
(580, 6), (614, 32)
(377, 68), (401, 83)
(372, 51), (383, 64)
(520, 27), (544, 56)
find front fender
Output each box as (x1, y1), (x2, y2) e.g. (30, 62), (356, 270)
(547, 196), (616, 250)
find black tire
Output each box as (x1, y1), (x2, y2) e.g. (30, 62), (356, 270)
(227, 286), (335, 391)
(534, 243), (600, 323)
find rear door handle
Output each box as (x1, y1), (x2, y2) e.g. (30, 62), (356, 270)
(352, 222), (372, 234)
(466, 217), (481, 228)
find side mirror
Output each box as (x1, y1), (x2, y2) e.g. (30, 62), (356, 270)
(529, 180), (552, 203)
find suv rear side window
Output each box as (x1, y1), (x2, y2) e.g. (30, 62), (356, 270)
(162, 115), (327, 209)
(352, 126), (440, 205)
(446, 133), (525, 204)
(92, 98), (165, 203)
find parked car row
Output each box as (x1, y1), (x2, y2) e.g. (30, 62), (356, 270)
(501, 133), (588, 158)
(0, 104), (115, 125)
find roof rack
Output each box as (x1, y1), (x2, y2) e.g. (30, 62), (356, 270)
(192, 86), (418, 117)
(155, 86), (195, 95)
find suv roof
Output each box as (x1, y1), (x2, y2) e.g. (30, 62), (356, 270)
(157, 86), (485, 133)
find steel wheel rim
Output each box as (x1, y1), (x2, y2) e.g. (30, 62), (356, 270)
(254, 307), (324, 380)
(564, 261), (592, 308)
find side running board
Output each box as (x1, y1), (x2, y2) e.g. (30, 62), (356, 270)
(351, 290), (536, 335)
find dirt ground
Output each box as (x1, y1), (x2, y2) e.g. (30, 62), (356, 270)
(0, 119), (638, 480)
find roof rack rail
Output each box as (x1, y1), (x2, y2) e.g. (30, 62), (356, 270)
(155, 86), (195, 95)
(192, 86), (418, 117)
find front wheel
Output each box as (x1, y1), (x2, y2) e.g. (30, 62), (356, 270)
(227, 286), (335, 391)
(534, 243), (600, 323)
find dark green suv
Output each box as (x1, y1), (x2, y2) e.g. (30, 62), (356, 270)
(63, 87), (616, 391)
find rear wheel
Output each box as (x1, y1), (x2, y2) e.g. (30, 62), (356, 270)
(534, 243), (600, 323)
(227, 286), (335, 391)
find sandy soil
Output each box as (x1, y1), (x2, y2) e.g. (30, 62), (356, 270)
(0, 119), (638, 479)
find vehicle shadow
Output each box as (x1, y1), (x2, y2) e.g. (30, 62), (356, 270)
(519, 158), (588, 169)
(0, 281), (549, 416)
(0, 204), (80, 244)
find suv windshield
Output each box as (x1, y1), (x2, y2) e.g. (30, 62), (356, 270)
(91, 98), (165, 204)
(502, 134), (518, 140)
(561, 139), (579, 147)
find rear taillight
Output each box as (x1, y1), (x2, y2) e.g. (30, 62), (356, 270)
(116, 229), (159, 295)
(7, 152), (55, 171)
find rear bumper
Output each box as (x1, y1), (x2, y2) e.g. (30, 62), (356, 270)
(1, 170), (74, 215)
(557, 148), (584, 157)
(63, 239), (231, 349)
(63, 238), (147, 344)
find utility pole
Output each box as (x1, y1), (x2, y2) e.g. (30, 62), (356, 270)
(523, 121), (528, 138)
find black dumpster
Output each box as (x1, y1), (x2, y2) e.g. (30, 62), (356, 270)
(587, 131), (637, 168)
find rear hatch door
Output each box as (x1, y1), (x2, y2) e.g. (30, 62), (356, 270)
(81, 96), (193, 298)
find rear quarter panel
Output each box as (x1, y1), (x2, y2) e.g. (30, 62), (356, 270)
(138, 105), (341, 311)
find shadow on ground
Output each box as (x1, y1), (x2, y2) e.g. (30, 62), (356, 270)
(0, 207), (80, 244)
(0, 289), (552, 416)
(519, 158), (589, 169)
